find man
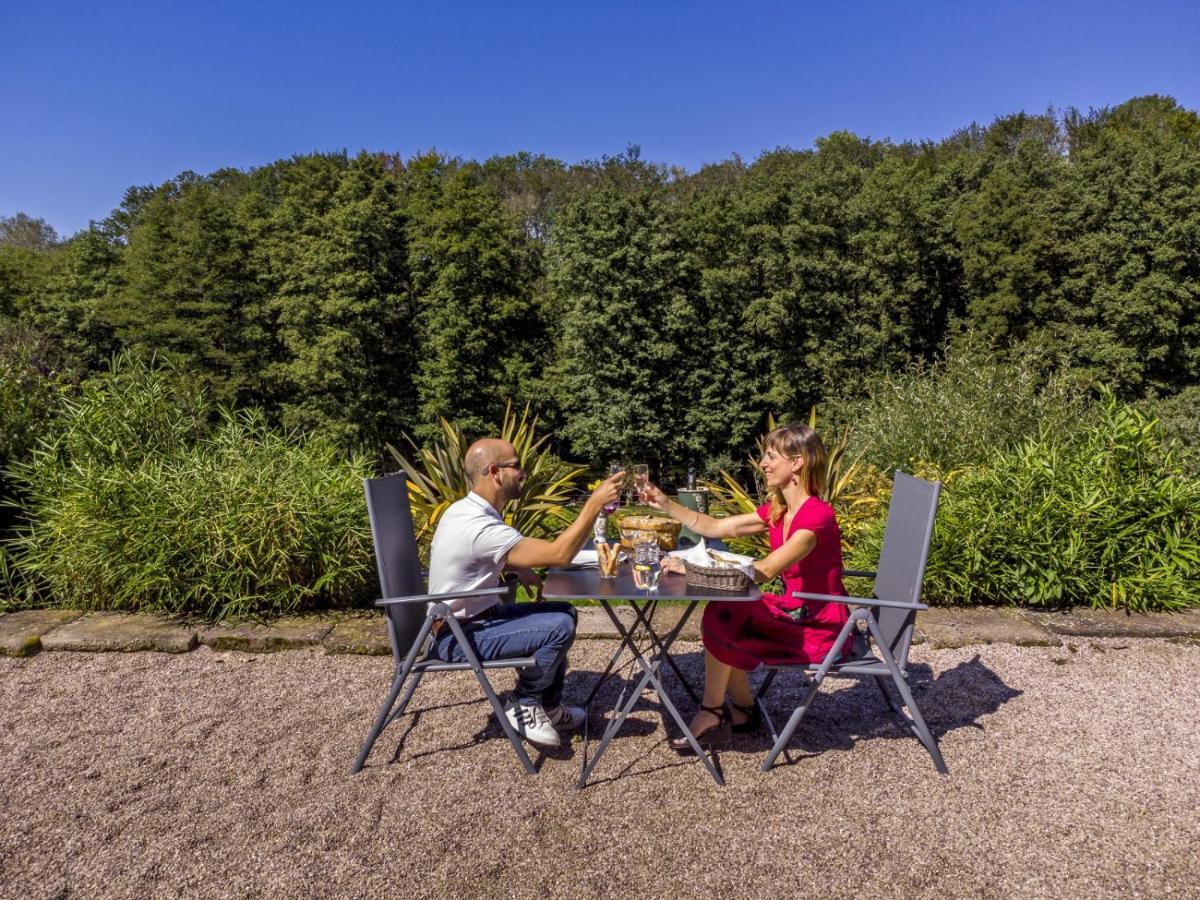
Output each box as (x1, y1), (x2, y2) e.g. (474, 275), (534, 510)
(427, 438), (623, 747)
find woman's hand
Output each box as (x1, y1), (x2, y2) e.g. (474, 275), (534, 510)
(640, 480), (668, 509)
(660, 555), (686, 575)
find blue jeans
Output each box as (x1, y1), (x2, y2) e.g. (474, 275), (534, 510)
(430, 602), (578, 707)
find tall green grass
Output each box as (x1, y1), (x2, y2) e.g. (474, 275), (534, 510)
(831, 342), (1092, 474)
(851, 393), (1200, 611)
(6, 357), (374, 619)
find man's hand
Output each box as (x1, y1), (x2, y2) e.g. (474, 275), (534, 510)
(589, 470), (625, 511)
(504, 564), (544, 602)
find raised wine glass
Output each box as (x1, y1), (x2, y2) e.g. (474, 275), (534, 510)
(603, 462), (621, 515)
(633, 464), (649, 503)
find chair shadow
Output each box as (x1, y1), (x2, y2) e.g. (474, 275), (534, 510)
(573, 648), (1023, 770)
(745, 652), (1023, 764)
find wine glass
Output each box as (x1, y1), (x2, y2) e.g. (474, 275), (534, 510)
(603, 462), (621, 515)
(633, 464), (649, 504)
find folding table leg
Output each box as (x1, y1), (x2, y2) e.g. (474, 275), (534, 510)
(578, 599), (722, 788)
(583, 601), (643, 706)
(628, 597), (700, 703)
(578, 651), (724, 788)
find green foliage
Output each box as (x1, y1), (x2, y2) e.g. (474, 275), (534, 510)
(107, 169), (269, 409)
(27, 227), (122, 375)
(406, 158), (545, 439)
(387, 402), (586, 550)
(5, 357), (373, 618)
(0, 213), (60, 250)
(855, 394), (1200, 611)
(0, 322), (68, 476)
(832, 340), (1091, 474)
(0, 322), (70, 593)
(1153, 386), (1200, 463)
(549, 154), (701, 467)
(260, 152), (417, 448)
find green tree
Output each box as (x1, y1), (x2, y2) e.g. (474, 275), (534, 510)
(549, 153), (697, 465)
(106, 170), (267, 407)
(260, 152), (415, 448)
(404, 157), (546, 440)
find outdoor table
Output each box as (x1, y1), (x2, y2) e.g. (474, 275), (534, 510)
(543, 564), (761, 788)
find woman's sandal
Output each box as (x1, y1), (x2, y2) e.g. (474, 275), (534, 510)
(730, 700), (763, 734)
(669, 703), (732, 752)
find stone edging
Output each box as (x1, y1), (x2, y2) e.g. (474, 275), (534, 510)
(2, 606), (1199, 658)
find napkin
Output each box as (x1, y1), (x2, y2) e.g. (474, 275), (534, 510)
(569, 548), (626, 568)
(569, 549), (599, 568)
(667, 539), (757, 580)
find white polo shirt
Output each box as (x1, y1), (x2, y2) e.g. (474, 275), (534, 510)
(427, 492), (524, 619)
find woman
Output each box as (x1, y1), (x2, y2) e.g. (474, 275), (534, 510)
(641, 423), (848, 749)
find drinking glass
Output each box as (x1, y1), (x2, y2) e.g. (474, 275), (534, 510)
(633, 464), (649, 503)
(603, 462), (621, 515)
(597, 541), (621, 578)
(632, 531), (661, 592)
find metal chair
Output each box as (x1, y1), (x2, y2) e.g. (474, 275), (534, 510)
(756, 471), (947, 774)
(350, 475), (538, 775)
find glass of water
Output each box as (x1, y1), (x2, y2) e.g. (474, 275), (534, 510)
(632, 531), (661, 592)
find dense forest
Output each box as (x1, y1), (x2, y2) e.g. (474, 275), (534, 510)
(3, 95), (1199, 475)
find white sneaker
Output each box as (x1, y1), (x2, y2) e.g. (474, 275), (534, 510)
(504, 701), (562, 747)
(545, 704), (586, 732)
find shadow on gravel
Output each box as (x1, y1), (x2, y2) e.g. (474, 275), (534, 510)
(741, 653), (1023, 765)
(569, 650), (1022, 773)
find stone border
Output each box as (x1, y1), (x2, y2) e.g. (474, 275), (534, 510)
(2, 605), (1199, 658)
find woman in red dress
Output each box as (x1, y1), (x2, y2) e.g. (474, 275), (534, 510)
(642, 423), (848, 749)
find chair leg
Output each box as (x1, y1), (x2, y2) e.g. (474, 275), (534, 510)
(445, 617), (537, 776)
(874, 675), (902, 714)
(754, 669), (778, 701)
(761, 612), (862, 772)
(862, 617), (948, 775)
(760, 680), (822, 771)
(387, 670), (424, 726)
(351, 615), (438, 774)
(351, 672), (409, 774)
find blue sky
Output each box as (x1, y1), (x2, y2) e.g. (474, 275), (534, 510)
(4, 0), (1198, 237)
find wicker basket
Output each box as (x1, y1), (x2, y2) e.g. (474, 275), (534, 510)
(618, 515), (682, 551)
(684, 560), (754, 592)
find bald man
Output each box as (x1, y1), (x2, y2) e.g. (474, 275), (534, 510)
(427, 438), (624, 747)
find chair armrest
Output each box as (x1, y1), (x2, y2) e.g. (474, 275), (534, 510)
(842, 569), (876, 579)
(791, 590), (928, 612)
(376, 586), (509, 607)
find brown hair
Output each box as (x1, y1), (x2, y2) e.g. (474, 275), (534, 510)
(764, 423), (828, 525)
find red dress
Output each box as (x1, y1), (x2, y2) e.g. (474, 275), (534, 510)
(701, 497), (849, 669)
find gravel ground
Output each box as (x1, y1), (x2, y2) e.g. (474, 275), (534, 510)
(1, 638), (1198, 899)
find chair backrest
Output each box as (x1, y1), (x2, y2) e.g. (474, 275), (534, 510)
(869, 471), (941, 667)
(363, 476), (427, 667)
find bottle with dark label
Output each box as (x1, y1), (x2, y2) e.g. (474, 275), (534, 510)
(686, 466), (696, 490)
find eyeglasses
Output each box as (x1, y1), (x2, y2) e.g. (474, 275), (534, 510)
(493, 462), (524, 474)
